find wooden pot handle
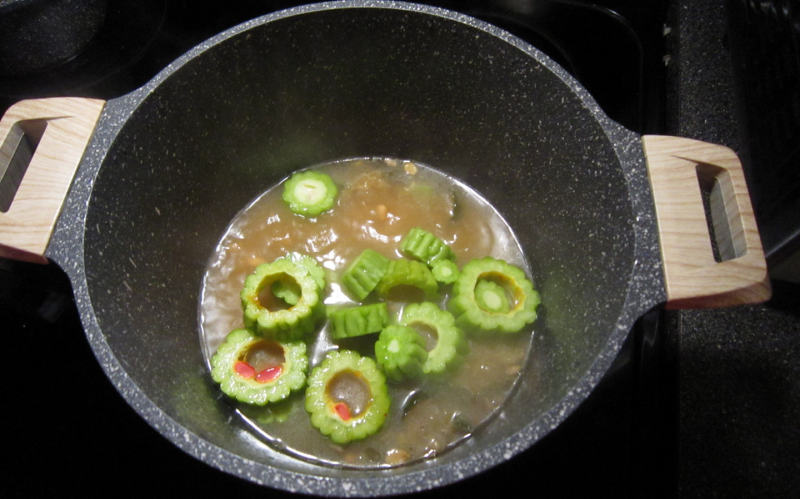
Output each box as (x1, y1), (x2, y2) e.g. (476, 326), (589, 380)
(642, 135), (771, 309)
(0, 98), (105, 263)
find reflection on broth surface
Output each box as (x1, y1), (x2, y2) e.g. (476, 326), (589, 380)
(199, 158), (535, 468)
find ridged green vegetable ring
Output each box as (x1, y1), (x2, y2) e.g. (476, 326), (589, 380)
(376, 259), (438, 300)
(241, 258), (324, 341)
(282, 170), (338, 217)
(401, 302), (467, 374)
(400, 227), (455, 265)
(375, 325), (428, 381)
(305, 350), (390, 444)
(431, 259), (459, 284)
(341, 249), (390, 300)
(448, 257), (540, 333)
(329, 303), (389, 340)
(210, 328), (308, 406)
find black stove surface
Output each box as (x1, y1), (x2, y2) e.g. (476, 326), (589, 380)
(0, 0), (669, 131)
(1, 1), (674, 497)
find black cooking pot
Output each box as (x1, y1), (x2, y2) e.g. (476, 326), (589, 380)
(0, 2), (770, 496)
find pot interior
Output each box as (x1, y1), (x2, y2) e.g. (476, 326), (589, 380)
(82, 5), (636, 488)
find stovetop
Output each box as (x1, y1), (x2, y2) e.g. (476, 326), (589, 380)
(666, 0), (800, 496)
(2, 1), (797, 497)
(0, 1), (669, 132)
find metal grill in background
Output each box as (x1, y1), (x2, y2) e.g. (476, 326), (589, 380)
(727, 0), (800, 274)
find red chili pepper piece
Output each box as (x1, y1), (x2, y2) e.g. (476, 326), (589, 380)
(255, 365), (282, 383)
(333, 402), (351, 421)
(234, 360), (256, 379)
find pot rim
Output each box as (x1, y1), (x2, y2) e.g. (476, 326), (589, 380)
(48, 1), (665, 496)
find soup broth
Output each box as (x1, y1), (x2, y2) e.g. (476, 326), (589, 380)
(199, 158), (535, 468)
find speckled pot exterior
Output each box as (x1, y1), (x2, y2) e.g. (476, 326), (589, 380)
(46, 2), (665, 496)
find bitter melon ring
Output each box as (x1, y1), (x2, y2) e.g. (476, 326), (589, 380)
(448, 257), (540, 333)
(282, 170), (338, 217)
(271, 252), (327, 306)
(431, 259), (459, 284)
(241, 258), (324, 341)
(401, 302), (468, 375)
(329, 303), (389, 340)
(305, 350), (390, 444)
(474, 279), (510, 313)
(400, 227), (455, 265)
(376, 259), (438, 301)
(341, 249), (390, 301)
(210, 328), (308, 406)
(374, 325), (428, 381)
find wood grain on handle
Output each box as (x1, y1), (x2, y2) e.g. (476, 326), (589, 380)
(0, 98), (105, 263)
(642, 135), (771, 308)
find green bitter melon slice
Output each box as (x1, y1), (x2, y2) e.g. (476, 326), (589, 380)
(375, 259), (438, 301)
(241, 258), (324, 341)
(282, 170), (338, 217)
(474, 279), (511, 313)
(431, 259), (460, 285)
(278, 252), (326, 291)
(328, 303), (389, 340)
(305, 350), (390, 444)
(341, 249), (390, 301)
(271, 252), (326, 306)
(400, 302), (468, 375)
(448, 257), (540, 333)
(400, 227), (455, 265)
(374, 325), (428, 381)
(210, 328), (308, 406)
